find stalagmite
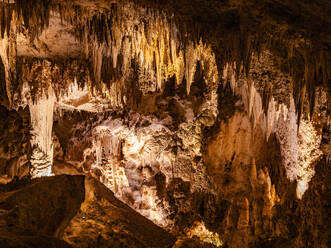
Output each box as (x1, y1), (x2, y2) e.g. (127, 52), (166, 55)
(237, 197), (250, 230)
(250, 158), (257, 184)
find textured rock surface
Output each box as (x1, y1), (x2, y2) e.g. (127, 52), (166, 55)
(0, 175), (84, 248)
(0, 0), (330, 247)
(63, 176), (176, 248)
(0, 106), (30, 183)
(0, 175), (176, 248)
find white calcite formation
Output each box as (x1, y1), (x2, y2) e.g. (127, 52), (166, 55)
(296, 119), (323, 199)
(72, 115), (175, 227)
(61, 77), (218, 227)
(29, 86), (55, 178)
(222, 55), (323, 199)
(1, 1), (218, 182)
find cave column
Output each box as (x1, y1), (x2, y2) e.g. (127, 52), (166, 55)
(29, 86), (55, 178)
(0, 11), (17, 107)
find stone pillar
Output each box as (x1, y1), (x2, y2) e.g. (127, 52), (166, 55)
(29, 87), (55, 178)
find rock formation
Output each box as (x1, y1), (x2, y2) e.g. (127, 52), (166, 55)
(0, 0), (330, 247)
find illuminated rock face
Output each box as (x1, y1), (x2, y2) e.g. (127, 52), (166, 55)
(82, 3), (219, 97)
(29, 92), (55, 178)
(50, 50), (325, 247)
(61, 110), (213, 228)
(216, 54), (323, 200)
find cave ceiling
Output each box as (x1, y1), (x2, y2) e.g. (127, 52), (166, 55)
(0, 0), (330, 114)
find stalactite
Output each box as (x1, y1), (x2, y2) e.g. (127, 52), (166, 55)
(223, 60), (323, 199)
(0, 0), (330, 118)
(65, 3), (220, 99)
(185, 42), (197, 95)
(0, 1), (329, 120)
(15, 0), (52, 39)
(14, 57), (91, 109)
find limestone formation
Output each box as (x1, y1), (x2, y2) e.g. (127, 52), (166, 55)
(0, 1), (330, 248)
